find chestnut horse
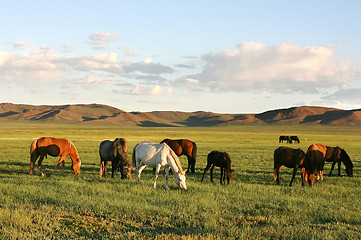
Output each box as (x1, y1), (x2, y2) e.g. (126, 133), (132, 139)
(160, 139), (197, 173)
(201, 150), (234, 184)
(99, 138), (132, 179)
(30, 137), (81, 176)
(273, 146), (306, 186)
(308, 144), (353, 180)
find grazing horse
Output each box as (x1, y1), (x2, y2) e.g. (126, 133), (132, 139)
(304, 144), (326, 186)
(160, 139), (197, 173)
(273, 147), (306, 186)
(310, 144), (353, 179)
(133, 141), (187, 190)
(290, 136), (300, 143)
(99, 138), (132, 179)
(279, 136), (291, 143)
(29, 137), (81, 176)
(201, 151), (234, 184)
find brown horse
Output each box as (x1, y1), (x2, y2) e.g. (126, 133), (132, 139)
(304, 144), (327, 186)
(160, 139), (197, 173)
(273, 146), (306, 186)
(99, 138), (132, 179)
(307, 144), (353, 181)
(201, 151), (234, 184)
(30, 137), (81, 176)
(290, 136), (300, 143)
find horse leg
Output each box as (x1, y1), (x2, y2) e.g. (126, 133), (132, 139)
(201, 163), (212, 182)
(38, 155), (45, 176)
(165, 166), (170, 190)
(329, 161), (337, 177)
(136, 164), (146, 184)
(220, 167), (224, 184)
(30, 152), (40, 175)
(301, 168), (307, 186)
(153, 164), (161, 189)
(337, 160), (341, 176)
(61, 161), (65, 176)
(53, 155), (66, 175)
(111, 159), (118, 178)
(274, 165), (282, 185)
(289, 167), (298, 186)
(210, 165), (216, 183)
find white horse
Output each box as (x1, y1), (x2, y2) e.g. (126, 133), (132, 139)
(132, 141), (187, 190)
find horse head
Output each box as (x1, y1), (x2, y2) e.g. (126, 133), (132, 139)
(340, 148), (353, 177)
(176, 170), (187, 190)
(72, 158), (81, 175)
(226, 169), (234, 184)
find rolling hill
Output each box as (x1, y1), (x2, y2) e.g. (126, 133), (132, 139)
(0, 103), (360, 126)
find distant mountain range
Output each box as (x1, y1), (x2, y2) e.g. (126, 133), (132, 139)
(0, 103), (360, 126)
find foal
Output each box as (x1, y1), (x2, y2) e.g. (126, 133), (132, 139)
(201, 151), (234, 184)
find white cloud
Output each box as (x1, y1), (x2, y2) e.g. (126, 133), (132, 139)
(178, 42), (353, 94)
(129, 85), (173, 95)
(7, 41), (30, 49)
(89, 32), (120, 49)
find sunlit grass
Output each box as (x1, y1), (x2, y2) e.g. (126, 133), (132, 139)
(0, 124), (360, 239)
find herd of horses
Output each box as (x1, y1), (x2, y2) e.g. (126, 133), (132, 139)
(29, 135), (354, 189)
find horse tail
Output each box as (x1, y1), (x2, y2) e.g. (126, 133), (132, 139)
(30, 139), (38, 155)
(191, 141), (197, 161)
(132, 144), (139, 168)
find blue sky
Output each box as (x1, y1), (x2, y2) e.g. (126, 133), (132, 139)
(1, 1), (361, 113)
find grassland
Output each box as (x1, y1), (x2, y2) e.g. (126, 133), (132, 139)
(0, 123), (360, 239)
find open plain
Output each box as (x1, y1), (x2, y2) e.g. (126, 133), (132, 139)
(0, 123), (360, 239)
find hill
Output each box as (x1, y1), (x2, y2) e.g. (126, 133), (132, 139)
(0, 103), (360, 126)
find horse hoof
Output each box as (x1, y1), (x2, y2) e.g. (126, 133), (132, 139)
(165, 186), (170, 190)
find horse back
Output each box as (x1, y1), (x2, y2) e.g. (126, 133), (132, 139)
(207, 150), (229, 168)
(274, 147), (304, 168)
(36, 137), (75, 157)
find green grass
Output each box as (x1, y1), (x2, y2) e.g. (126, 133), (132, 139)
(0, 124), (361, 239)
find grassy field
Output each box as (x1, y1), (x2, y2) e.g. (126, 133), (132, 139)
(0, 123), (360, 239)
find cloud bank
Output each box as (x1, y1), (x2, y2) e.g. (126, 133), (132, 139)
(178, 42), (352, 94)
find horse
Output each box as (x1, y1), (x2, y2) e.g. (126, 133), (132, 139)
(160, 139), (197, 173)
(201, 151), (234, 184)
(279, 136), (291, 143)
(308, 144), (353, 179)
(304, 144), (326, 186)
(99, 138), (131, 179)
(290, 136), (300, 143)
(29, 137), (81, 176)
(132, 141), (187, 190)
(273, 147), (306, 186)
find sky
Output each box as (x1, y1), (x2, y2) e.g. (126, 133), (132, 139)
(1, 1), (361, 114)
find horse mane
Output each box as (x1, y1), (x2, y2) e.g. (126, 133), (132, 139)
(340, 148), (353, 167)
(164, 143), (184, 173)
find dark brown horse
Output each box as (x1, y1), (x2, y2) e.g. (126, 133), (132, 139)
(308, 144), (353, 180)
(99, 138), (132, 179)
(201, 151), (234, 184)
(160, 139), (197, 173)
(30, 137), (81, 176)
(304, 144), (327, 186)
(279, 136), (291, 143)
(273, 147), (306, 186)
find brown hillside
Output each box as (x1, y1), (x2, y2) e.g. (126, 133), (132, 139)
(0, 103), (360, 126)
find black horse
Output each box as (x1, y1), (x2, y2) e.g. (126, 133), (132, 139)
(160, 139), (197, 173)
(290, 136), (300, 143)
(99, 138), (132, 179)
(279, 136), (291, 143)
